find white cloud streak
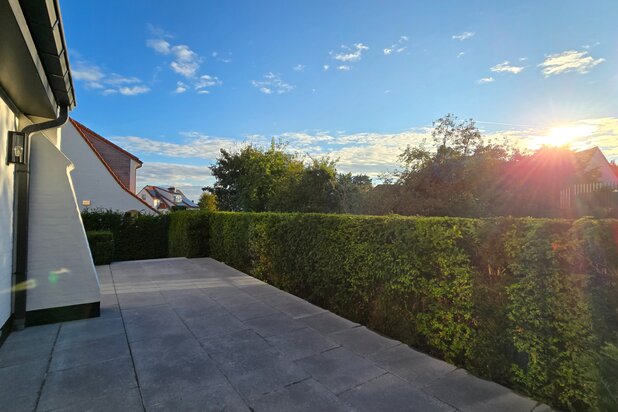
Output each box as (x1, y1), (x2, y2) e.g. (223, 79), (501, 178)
(478, 77), (495, 84)
(330, 43), (369, 62)
(383, 36), (408, 55)
(452, 31), (474, 41)
(539, 50), (605, 77)
(252, 73), (294, 94)
(72, 60), (150, 96)
(490, 61), (525, 74)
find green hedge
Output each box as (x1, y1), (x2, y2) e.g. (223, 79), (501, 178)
(168, 211), (210, 258)
(206, 212), (618, 411)
(85, 230), (114, 265)
(82, 209), (169, 262)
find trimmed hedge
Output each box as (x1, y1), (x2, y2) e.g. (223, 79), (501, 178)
(206, 212), (618, 411)
(168, 211), (210, 258)
(85, 231), (114, 265)
(82, 209), (169, 262)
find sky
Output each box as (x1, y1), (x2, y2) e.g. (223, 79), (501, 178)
(61, 0), (618, 200)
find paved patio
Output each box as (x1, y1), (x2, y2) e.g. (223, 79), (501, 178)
(0, 257), (549, 411)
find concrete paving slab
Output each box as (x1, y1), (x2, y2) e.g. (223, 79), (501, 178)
(243, 313), (306, 338)
(250, 378), (353, 412)
(122, 305), (190, 342)
(48, 387), (144, 412)
(329, 326), (399, 357)
(266, 327), (339, 360)
(181, 310), (249, 339)
(38, 357), (137, 411)
(116, 290), (167, 309)
(299, 311), (359, 334)
(296, 347), (386, 394)
(276, 300), (327, 319)
(146, 381), (250, 412)
(55, 317), (124, 348)
(369, 344), (456, 387)
(224, 300), (280, 321)
(423, 368), (538, 412)
(339, 373), (454, 412)
(0, 360), (47, 404)
(50, 333), (130, 372)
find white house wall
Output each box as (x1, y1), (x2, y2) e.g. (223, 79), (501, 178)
(60, 122), (155, 214)
(0, 98), (17, 328)
(26, 132), (100, 311)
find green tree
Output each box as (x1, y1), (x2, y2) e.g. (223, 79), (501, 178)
(198, 191), (218, 212)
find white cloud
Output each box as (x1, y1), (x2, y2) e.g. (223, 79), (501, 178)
(72, 59), (149, 95)
(323, 65), (330, 71)
(478, 77), (495, 84)
(457, 52), (465, 59)
(146, 38), (171, 54)
(195, 74), (222, 93)
(293, 64), (305, 72)
(383, 36), (408, 55)
(337, 65), (351, 71)
(137, 162), (213, 201)
(175, 82), (188, 94)
(539, 50), (605, 77)
(452, 31), (474, 41)
(490, 61), (525, 74)
(331, 43), (369, 62)
(211, 51), (232, 63)
(252, 72), (294, 94)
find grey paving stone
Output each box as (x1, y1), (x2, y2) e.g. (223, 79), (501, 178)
(122, 305), (189, 342)
(300, 311), (359, 334)
(257, 291), (306, 308)
(339, 373), (454, 412)
(0, 360), (47, 404)
(0, 336), (55, 367)
(55, 317), (124, 348)
(423, 368), (538, 412)
(266, 327), (339, 360)
(202, 330), (309, 399)
(296, 347), (386, 394)
(251, 378), (352, 412)
(48, 387), (144, 412)
(116, 290), (167, 309)
(1, 323), (59, 345)
(50, 333), (130, 372)
(130, 333), (206, 367)
(38, 357), (137, 411)
(98, 303), (122, 319)
(244, 313), (306, 338)
(137, 353), (230, 407)
(328, 326), (399, 356)
(212, 291), (259, 308)
(146, 381), (250, 412)
(236, 282), (282, 297)
(369, 344), (456, 386)
(182, 310), (249, 339)
(276, 300), (327, 319)
(225, 300), (280, 321)
(170, 296), (224, 320)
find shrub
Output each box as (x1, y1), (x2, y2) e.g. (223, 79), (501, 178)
(86, 230), (114, 265)
(168, 211), (210, 257)
(82, 210), (169, 262)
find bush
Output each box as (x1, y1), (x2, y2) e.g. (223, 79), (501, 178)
(206, 212), (618, 411)
(82, 210), (169, 262)
(86, 230), (114, 265)
(169, 211), (210, 258)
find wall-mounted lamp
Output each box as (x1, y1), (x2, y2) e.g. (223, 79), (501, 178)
(7, 131), (27, 165)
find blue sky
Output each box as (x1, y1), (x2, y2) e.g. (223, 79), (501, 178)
(62, 0), (618, 200)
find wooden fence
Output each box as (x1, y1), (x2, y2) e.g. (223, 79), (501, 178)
(560, 181), (618, 210)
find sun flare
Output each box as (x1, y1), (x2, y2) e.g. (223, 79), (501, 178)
(529, 124), (597, 149)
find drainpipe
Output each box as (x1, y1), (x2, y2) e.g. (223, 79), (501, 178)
(12, 106), (69, 330)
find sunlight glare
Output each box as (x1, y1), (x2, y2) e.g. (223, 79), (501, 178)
(529, 124), (597, 149)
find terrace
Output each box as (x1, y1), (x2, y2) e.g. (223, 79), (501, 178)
(0, 257), (548, 411)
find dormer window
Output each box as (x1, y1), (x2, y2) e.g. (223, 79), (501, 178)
(174, 195), (182, 203)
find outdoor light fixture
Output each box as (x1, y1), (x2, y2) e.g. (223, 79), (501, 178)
(7, 131), (27, 165)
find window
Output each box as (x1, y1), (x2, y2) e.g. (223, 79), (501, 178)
(154, 199), (160, 208)
(174, 195), (182, 203)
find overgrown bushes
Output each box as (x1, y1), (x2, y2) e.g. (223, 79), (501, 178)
(85, 231), (114, 265)
(81, 209), (169, 262)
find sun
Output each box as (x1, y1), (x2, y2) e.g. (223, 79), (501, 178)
(529, 124), (597, 149)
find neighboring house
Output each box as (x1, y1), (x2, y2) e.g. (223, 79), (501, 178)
(61, 118), (157, 214)
(138, 186), (199, 212)
(0, 0), (99, 339)
(574, 146), (618, 184)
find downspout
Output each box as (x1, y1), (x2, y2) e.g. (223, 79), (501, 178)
(12, 106), (69, 330)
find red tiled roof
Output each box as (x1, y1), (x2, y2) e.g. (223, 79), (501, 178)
(69, 118), (143, 164)
(69, 118), (158, 214)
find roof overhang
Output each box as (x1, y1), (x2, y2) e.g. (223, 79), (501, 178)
(0, 0), (76, 118)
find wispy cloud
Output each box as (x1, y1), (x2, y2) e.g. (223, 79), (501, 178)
(211, 51), (232, 63)
(293, 64), (305, 72)
(330, 43), (369, 62)
(72, 59), (150, 96)
(478, 77), (495, 84)
(147, 29), (222, 94)
(138, 162), (213, 201)
(452, 31), (474, 41)
(337, 65), (351, 71)
(252, 73), (294, 94)
(457, 52), (465, 59)
(383, 36), (408, 55)
(490, 61), (525, 74)
(323, 65), (330, 71)
(539, 50), (605, 77)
